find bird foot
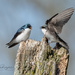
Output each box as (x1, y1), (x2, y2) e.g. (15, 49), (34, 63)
(53, 43), (62, 49)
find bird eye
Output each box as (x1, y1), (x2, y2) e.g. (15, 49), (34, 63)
(41, 26), (45, 28)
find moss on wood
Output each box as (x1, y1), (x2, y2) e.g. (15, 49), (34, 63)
(14, 37), (69, 75)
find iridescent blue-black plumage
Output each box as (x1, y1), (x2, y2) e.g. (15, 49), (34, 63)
(12, 24), (31, 40)
(6, 24), (32, 48)
(17, 24), (31, 33)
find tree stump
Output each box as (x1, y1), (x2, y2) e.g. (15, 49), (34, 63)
(14, 37), (69, 75)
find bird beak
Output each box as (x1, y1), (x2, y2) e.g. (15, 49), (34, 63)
(41, 26), (45, 29)
(41, 25), (47, 29)
(29, 27), (32, 29)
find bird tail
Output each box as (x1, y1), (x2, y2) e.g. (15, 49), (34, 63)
(6, 41), (18, 48)
(58, 37), (69, 50)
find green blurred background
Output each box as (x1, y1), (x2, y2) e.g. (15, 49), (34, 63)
(0, 0), (75, 75)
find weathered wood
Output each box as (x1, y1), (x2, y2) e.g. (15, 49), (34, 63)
(14, 37), (69, 75)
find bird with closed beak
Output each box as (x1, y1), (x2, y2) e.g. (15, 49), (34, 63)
(6, 24), (32, 48)
(41, 8), (74, 50)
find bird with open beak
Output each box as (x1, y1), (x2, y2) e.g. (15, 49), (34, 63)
(41, 8), (74, 51)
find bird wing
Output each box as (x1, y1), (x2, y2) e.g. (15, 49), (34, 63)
(6, 31), (22, 47)
(46, 8), (74, 34)
(10, 28), (25, 43)
(6, 26), (25, 47)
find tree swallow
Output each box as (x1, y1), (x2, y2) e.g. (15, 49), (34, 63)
(6, 24), (32, 48)
(41, 8), (74, 50)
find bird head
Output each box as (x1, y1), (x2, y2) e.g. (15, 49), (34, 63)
(41, 24), (47, 29)
(26, 24), (32, 29)
(22, 24), (32, 29)
(41, 25), (47, 35)
(17, 24), (32, 33)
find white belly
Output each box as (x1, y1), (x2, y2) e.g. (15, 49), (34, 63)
(15, 28), (31, 42)
(41, 28), (56, 42)
(45, 31), (56, 42)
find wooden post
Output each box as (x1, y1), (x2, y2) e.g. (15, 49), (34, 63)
(14, 37), (69, 75)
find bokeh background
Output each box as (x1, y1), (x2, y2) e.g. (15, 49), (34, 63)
(0, 0), (75, 75)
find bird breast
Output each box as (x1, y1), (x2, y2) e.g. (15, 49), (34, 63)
(15, 28), (31, 42)
(41, 29), (47, 35)
(45, 31), (56, 42)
